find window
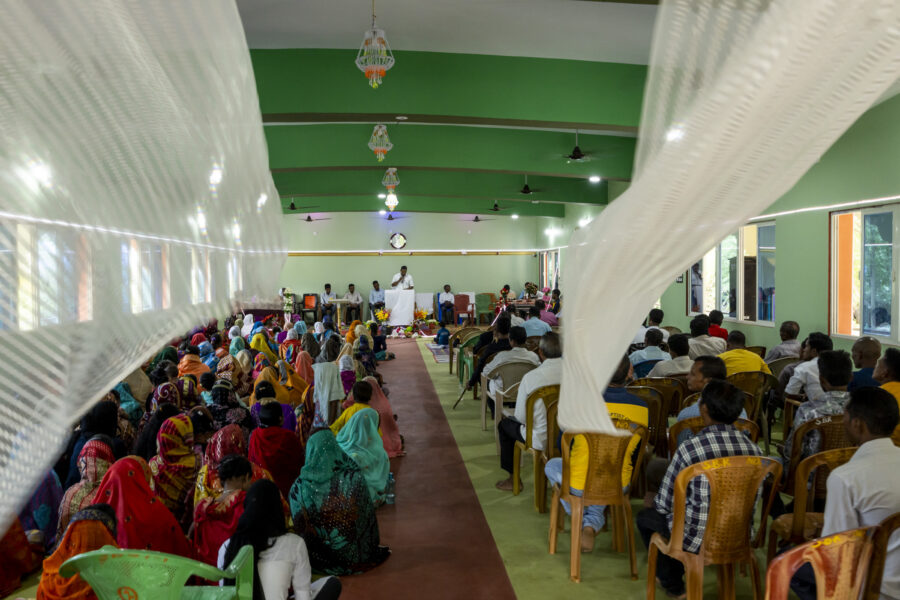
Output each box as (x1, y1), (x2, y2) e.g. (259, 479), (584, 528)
(831, 207), (896, 339)
(687, 223), (776, 323)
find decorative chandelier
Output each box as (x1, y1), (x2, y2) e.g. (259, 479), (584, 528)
(368, 124), (392, 162)
(385, 192), (398, 211)
(355, 0), (395, 89)
(382, 168), (399, 192)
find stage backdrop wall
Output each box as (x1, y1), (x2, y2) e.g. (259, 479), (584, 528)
(279, 212), (541, 312)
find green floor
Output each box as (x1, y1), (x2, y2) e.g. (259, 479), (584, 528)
(417, 340), (777, 599)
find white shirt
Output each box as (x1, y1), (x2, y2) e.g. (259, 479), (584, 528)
(483, 347), (541, 399)
(343, 290), (363, 304)
(823, 438), (900, 600)
(513, 357), (563, 451)
(688, 335), (726, 359)
(785, 358), (824, 402)
(632, 325), (670, 345)
(629, 346), (672, 365)
(391, 272), (414, 290)
(218, 534), (320, 600)
(648, 355), (694, 378)
(510, 314), (525, 327)
(321, 291), (336, 305)
(438, 291), (455, 304)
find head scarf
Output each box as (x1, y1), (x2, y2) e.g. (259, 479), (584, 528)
(279, 334), (303, 365)
(286, 328), (299, 341)
(251, 366), (292, 407)
(301, 332), (320, 360)
(18, 470), (63, 552)
(252, 353), (271, 380)
(241, 314), (255, 338)
(197, 341), (219, 371)
(228, 325), (242, 340)
(363, 377), (401, 458)
(311, 362), (345, 428)
(151, 382), (181, 411)
(355, 336), (377, 376)
(336, 342), (354, 365)
(190, 333), (207, 346)
(336, 408), (389, 504)
(250, 332), (279, 365)
(314, 322), (325, 335)
(208, 379), (255, 435)
(235, 349), (253, 378)
(148, 415), (197, 525)
(92, 456), (192, 556)
(177, 352), (210, 380)
(294, 350), (315, 388)
(229, 336), (247, 357)
(38, 506), (118, 600)
(294, 321), (308, 336)
(276, 360), (308, 406)
(56, 440), (115, 541)
(175, 375), (200, 409)
(148, 347), (177, 373)
(345, 320), (363, 344)
(194, 424), (272, 509)
(248, 423), (303, 498)
(216, 354), (251, 397)
(113, 382), (143, 426)
(289, 430), (387, 575)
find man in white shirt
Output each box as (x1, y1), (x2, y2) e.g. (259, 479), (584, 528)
(438, 284), (455, 323)
(495, 332), (562, 490)
(343, 283), (363, 323)
(320, 283), (336, 321)
(391, 265), (414, 290)
(790, 386), (900, 600)
(629, 329), (671, 366)
(785, 332), (832, 403)
(648, 334), (694, 377)
(633, 308), (670, 345)
(482, 326), (540, 401)
(523, 306), (552, 337)
(369, 280), (385, 318)
(687, 315), (726, 359)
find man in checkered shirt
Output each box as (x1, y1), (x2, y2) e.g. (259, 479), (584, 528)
(637, 379), (763, 599)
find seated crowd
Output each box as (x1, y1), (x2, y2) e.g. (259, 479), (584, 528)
(2, 313), (405, 600)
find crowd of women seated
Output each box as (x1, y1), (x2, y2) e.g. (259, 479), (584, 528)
(1, 313), (400, 600)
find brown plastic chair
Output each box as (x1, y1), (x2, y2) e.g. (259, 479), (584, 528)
(667, 417), (760, 458)
(481, 360), (537, 451)
(728, 371), (779, 453)
(452, 294), (474, 325)
(766, 356), (800, 379)
(783, 414), (854, 497)
(681, 392), (700, 411)
(764, 526), (876, 600)
(625, 385), (665, 457)
(548, 421), (649, 582)
(864, 512), (900, 600)
(647, 455), (782, 600)
(512, 385), (561, 512)
(631, 377), (686, 419)
(746, 346), (767, 358)
(767, 447), (857, 562)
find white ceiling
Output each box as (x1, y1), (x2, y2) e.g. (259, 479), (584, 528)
(236, 0), (658, 64)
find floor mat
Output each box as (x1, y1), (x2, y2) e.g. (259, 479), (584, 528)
(425, 343), (450, 363)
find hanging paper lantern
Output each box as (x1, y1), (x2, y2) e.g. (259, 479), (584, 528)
(355, 26), (395, 89)
(382, 167), (399, 192)
(368, 124), (392, 162)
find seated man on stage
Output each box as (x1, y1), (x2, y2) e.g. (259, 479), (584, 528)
(369, 280), (385, 318)
(343, 283), (363, 324)
(391, 265), (414, 290)
(320, 283), (336, 321)
(438, 284), (455, 321)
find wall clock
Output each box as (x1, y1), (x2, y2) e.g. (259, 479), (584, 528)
(389, 232), (407, 249)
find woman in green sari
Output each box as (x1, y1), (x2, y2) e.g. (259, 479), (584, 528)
(289, 429), (390, 575)
(335, 408), (389, 505)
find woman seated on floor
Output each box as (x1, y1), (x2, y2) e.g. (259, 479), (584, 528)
(336, 409), (390, 506)
(193, 455), (253, 566)
(289, 429), (390, 575)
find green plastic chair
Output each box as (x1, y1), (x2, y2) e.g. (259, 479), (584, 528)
(474, 293), (493, 324)
(457, 333), (482, 387)
(59, 544), (254, 600)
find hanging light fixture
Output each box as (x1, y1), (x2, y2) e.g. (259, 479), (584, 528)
(382, 167), (399, 193)
(385, 192), (398, 211)
(355, 0), (395, 89)
(368, 124), (393, 162)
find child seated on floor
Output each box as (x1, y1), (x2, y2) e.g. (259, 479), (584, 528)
(331, 381), (381, 437)
(435, 321), (451, 346)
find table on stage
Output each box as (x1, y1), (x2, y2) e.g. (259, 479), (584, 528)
(330, 298), (350, 325)
(385, 289), (415, 326)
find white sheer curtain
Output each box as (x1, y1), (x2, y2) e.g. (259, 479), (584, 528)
(0, 2), (283, 530)
(560, 0), (900, 433)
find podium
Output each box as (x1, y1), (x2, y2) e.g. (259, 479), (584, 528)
(385, 289), (415, 326)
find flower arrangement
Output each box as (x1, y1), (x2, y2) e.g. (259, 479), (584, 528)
(414, 308), (428, 322)
(375, 308), (391, 324)
(523, 282), (539, 298)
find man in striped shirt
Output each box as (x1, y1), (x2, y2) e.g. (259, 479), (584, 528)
(637, 379), (763, 599)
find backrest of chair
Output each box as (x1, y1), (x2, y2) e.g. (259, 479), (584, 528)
(453, 294), (471, 310)
(303, 293), (318, 309)
(634, 359), (663, 378)
(524, 336), (541, 352)
(460, 331), (482, 348)
(545, 397), (562, 459)
(765, 527), (875, 600)
(726, 371), (774, 421)
(475, 293), (490, 310)
(560, 420), (648, 504)
(767, 356), (801, 379)
(625, 385), (664, 455)
(790, 447), (857, 540)
(523, 384), (560, 451)
(488, 292), (499, 308)
(786, 414), (854, 495)
(670, 456), (781, 563)
(493, 360), (537, 391)
(746, 345), (766, 358)
(630, 377), (684, 420)
(662, 326), (682, 334)
(865, 512), (900, 600)
(667, 417), (759, 457)
(681, 391), (700, 411)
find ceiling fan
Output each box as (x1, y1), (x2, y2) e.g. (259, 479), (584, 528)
(297, 214), (331, 222)
(285, 201), (320, 212)
(489, 200), (510, 212)
(459, 215), (494, 223)
(564, 130), (592, 163)
(385, 212), (407, 221)
(519, 174), (542, 195)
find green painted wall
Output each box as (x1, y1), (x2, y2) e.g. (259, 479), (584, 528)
(279, 212), (539, 306)
(658, 95), (900, 351)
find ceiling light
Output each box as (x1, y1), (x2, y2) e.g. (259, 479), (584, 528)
(395, 116), (408, 121)
(209, 165), (223, 186)
(666, 126), (684, 142)
(382, 167), (399, 192)
(511, 214), (519, 220)
(368, 124), (393, 162)
(379, 209), (386, 215)
(378, 193), (386, 199)
(385, 192), (398, 211)
(588, 175), (601, 184)
(355, 1), (395, 88)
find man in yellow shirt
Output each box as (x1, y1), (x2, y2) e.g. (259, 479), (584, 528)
(544, 355), (648, 553)
(874, 347), (900, 408)
(330, 381), (381, 436)
(718, 330), (771, 377)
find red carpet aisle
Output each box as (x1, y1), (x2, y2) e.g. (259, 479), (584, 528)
(340, 338), (517, 599)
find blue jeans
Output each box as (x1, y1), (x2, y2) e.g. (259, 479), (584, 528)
(544, 458), (605, 531)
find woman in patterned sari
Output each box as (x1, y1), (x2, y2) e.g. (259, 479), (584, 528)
(276, 359), (308, 407)
(148, 414), (198, 531)
(288, 429), (390, 575)
(207, 380), (255, 438)
(175, 374), (201, 409)
(194, 425), (269, 508)
(279, 328), (303, 365)
(301, 332), (320, 361)
(56, 439), (115, 540)
(192, 455), (253, 566)
(216, 354), (252, 398)
(251, 352), (271, 381)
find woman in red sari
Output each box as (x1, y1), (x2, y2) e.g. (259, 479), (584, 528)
(192, 455), (252, 566)
(148, 414), (198, 531)
(92, 456), (192, 557)
(195, 424), (270, 508)
(56, 438), (115, 540)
